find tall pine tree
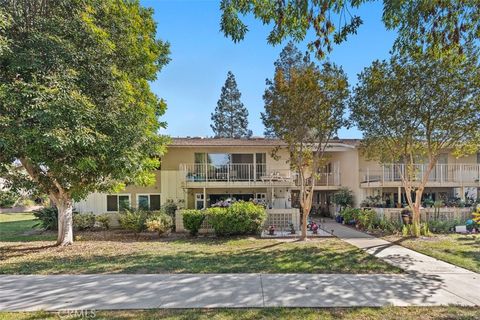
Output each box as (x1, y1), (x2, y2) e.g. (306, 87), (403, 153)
(211, 71), (252, 138)
(263, 42), (310, 138)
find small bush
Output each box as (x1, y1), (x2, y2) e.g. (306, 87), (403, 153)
(182, 209), (205, 236)
(162, 200), (178, 218)
(376, 217), (402, 234)
(339, 207), (361, 225)
(162, 200), (178, 231)
(402, 222), (421, 237)
(332, 188), (354, 210)
(420, 223), (431, 236)
(118, 208), (150, 234)
(0, 190), (18, 208)
(146, 212), (172, 236)
(95, 214), (111, 230)
(428, 219), (461, 233)
(355, 208), (376, 230)
(73, 212), (96, 231)
(208, 201), (267, 236)
(32, 207), (58, 230)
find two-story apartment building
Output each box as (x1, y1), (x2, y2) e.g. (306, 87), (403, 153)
(74, 137), (480, 215)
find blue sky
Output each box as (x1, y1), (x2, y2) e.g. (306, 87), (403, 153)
(141, 0), (397, 138)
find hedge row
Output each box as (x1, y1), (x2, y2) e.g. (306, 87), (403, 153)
(182, 201), (267, 236)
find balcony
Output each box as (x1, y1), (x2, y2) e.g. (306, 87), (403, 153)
(360, 163), (480, 187)
(294, 172), (341, 187)
(179, 163), (294, 187)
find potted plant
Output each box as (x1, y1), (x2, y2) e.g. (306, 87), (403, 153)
(401, 208), (412, 225)
(268, 225), (275, 235)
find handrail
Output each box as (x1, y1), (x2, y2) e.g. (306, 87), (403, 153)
(361, 163), (480, 185)
(180, 163), (292, 183)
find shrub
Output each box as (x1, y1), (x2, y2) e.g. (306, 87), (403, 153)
(32, 207), (59, 230)
(332, 188), (354, 210)
(0, 190), (18, 208)
(118, 208), (150, 234)
(146, 212), (172, 236)
(428, 219), (461, 233)
(95, 214), (111, 230)
(73, 212), (95, 231)
(17, 198), (36, 207)
(182, 209), (206, 236)
(207, 201), (267, 236)
(339, 207), (361, 225)
(376, 217), (402, 234)
(420, 223), (431, 236)
(355, 208), (377, 230)
(162, 200), (178, 231)
(162, 200), (178, 218)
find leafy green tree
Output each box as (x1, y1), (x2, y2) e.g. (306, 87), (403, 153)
(0, 0), (170, 245)
(350, 52), (480, 236)
(264, 41), (310, 138)
(220, 0), (480, 58)
(263, 48), (349, 240)
(211, 71), (252, 138)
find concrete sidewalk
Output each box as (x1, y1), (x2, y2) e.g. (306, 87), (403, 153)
(0, 273), (479, 310)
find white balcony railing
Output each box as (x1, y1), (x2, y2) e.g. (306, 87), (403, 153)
(294, 172), (341, 186)
(361, 163), (480, 185)
(180, 163), (293, 184)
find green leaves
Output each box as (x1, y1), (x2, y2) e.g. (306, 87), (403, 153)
(211, 71), (251, 138)
(350, 51), (480, 164)
(0, 0), (170, 202)
(220, 0), (480, 59)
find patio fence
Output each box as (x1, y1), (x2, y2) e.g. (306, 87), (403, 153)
(369, 207), (473, 223)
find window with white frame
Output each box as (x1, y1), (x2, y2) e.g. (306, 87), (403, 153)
(106, 194), (130, 212)
(137, 194), (161, 211)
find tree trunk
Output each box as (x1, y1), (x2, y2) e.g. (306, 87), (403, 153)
(56, 196), (74, 246)
(300, 206), (310, 240)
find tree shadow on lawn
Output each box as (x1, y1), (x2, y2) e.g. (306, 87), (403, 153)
(0, 242), (401, 274)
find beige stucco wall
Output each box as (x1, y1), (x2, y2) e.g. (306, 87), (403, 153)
(73, 145), (479, 214)
(163, 146), (291, 172)
(74, 170), (162, 214)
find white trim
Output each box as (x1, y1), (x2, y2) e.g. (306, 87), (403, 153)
(136, 193), (162, 210)
(106, 193), (131, 212)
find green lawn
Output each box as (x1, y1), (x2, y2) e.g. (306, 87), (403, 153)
(384, 233), (480, 273)
(0, 213), (56, 242)
(0, 213), (401, 274)
(1, 307), (480, 320)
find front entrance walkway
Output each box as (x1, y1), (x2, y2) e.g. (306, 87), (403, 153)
(323, 220), (475, 274)
(1, 222), (479, 310)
